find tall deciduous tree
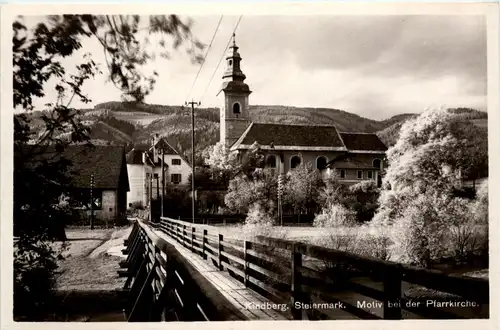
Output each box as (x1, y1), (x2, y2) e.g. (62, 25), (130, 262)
(224, 168), (278, 216)
(282, 162), (324, 217)
(372, 108), (488, 266)
(373, 107), (488, 226)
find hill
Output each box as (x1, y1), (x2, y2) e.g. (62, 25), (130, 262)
(376, 108), (487, 148)
(18, 102), (487, 164)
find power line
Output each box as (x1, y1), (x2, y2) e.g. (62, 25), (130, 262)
(186, 15), (224, 101)
(199, 15), (243, 102)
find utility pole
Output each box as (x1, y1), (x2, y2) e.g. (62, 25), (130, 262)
(185, 100), (200, 224)
(278, 173), (283, 227)
(90, 174), (94, 230)
(160, 148), (164, 219)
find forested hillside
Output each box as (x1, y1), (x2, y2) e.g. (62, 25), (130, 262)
(20, 101), (487, 164)
(376, 108), (487, 148)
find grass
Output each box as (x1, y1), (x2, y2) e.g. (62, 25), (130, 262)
(208, 223), (332, 241)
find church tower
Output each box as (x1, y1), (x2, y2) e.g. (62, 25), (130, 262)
(217, 33), (252, 147)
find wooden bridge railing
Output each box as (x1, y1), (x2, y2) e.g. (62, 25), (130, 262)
(119, 219), (229, 321)
(154, 217), (489, 320)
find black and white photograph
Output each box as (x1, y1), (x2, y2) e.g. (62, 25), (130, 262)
(1, 2), (497, 325)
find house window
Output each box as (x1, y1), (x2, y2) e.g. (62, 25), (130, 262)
(340, 169), (346, 178)
(266, 155), (277, 168)
(373, 159), (382, 169)
(69, 189), (102, 210)
(172, 158), (181, 165)
(233, 102), (241, 114)
(153, 173), (158, 179)
(290, 155), (301, 169)
(367, 171), (373, 179)
(171, 174), (182, 184)
(357, 170), (363, 179)
(316, 156), (327, 170)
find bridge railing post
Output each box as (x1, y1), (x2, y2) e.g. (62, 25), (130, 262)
(291, 243), (302, 320)
(183, 224), (187, 247)
(383, 265), (402, 319)
(202, 229), (207, 260)
(191, 227), (195, 252)
(218, 234), (223, 271)
(244, 240), (251, 287)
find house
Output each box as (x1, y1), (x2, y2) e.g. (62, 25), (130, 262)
(21, 145), (130, 225)
(217, 34), (387, 185)
(126, 137), (192, 206)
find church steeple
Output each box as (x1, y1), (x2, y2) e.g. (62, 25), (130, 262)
(218, 33), (252, 147)
(222, 33), (247, 83)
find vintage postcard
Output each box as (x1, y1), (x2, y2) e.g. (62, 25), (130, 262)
(1, 2), (498, 329)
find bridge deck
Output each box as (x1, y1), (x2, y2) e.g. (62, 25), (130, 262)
(151, 227), (288, 320)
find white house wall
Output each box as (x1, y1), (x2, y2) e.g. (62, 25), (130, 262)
(127, 163), (154, 206)
(162, 154), (191, 186)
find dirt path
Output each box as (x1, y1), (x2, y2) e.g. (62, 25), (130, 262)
(54, 226), (131, 291)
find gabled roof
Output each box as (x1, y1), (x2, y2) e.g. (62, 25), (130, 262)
(152, 138), (178, 155)
(126, 148), (145, 165)
(232, 123), (346, 151)
(22, 145), (129, 190)
(126, 148), (167, 167)
(338, 132), (387, 152)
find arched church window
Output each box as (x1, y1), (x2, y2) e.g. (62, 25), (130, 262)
(316, 156), (327, 170)
(229, 59), (233, 66)
(233, 102), (241, 114)
(266, 155), (277, 168)
(290, 155), (301, 169)
(373, 159), (382, 169)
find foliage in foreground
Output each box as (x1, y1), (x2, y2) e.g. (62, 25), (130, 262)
(14, 237), (66, 320)
(13, 14), (202, 320)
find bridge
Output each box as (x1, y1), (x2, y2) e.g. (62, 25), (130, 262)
(117, 217), (489, 321)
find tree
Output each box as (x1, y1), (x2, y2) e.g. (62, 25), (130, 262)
(224, 168), (278, 216)
(203, 141), (240, 186)
(372, 108), (488, 266)
(13, 14), (203, 320)
(282, 162), (324, 218)
(348, 180), (380, 223)
(373, 108), (488, 226)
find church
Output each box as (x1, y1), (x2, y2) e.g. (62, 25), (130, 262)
(217, 35), (387, 186)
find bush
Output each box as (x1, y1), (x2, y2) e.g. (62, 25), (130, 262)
(470, 179), (488, 225)
(348, 180), (380, 222)
(245, 203), (274, 227)
(14, 238), (66, 320)
(314, 226), (391, 261)
(313, 203), (356, 228)
(388, 193), (486, 267)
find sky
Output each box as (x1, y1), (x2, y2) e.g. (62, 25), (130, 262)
(22, 14), (487, 121)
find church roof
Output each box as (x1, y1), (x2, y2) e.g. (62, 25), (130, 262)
(339, 132), (387, 152)
(232, 123), (347, 151)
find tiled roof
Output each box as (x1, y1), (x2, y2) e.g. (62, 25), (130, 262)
(126, 148), (144, 165)
(236, 123), (345, 149)
(329, 159), (379, 169)
(153, 138), (178, 155)
(127, 146), (170, 167)
(24, 145), (129, 190)
(339, 133), (387, 151)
